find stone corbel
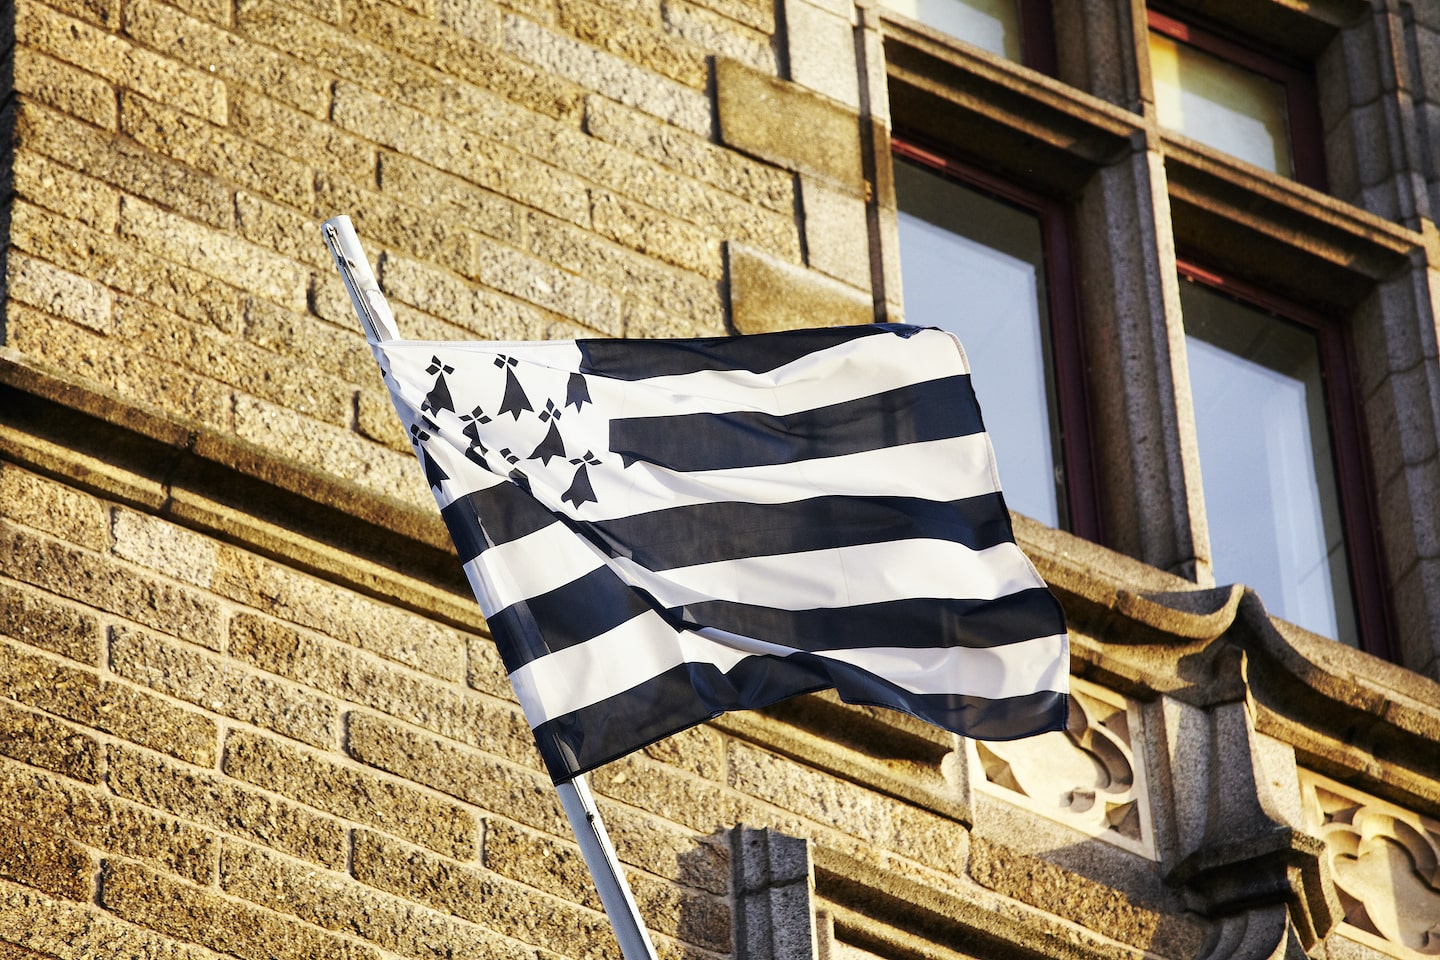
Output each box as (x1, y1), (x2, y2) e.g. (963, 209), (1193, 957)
(1115, 588), (1342, 958)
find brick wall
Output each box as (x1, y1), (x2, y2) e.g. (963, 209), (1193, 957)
(6, 1), (1440, 958)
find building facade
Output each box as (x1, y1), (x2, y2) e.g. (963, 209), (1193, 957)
(1, 0), (1438, 957)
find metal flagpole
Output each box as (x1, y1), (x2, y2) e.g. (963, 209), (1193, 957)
(321, 215), (660, 960)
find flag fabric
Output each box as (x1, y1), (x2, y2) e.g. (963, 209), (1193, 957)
(369, 323), (1069, 784)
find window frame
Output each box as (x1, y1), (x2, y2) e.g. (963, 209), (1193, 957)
(891, 135), (1103, 542)
(1175, 258), (1393, 657)
(1148, 4), (1327, 191)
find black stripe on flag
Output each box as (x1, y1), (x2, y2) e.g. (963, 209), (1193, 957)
(610, 375), (982, 472)
(674, 588), (1066, 653)
(442, 482), (558, 563)
(529, 655), (1067, 781)
(578, 493), (1014, 569)
(577, 323), (923, 380)
(486, 567), (656, 671)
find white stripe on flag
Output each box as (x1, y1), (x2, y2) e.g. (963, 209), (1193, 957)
(509, 625), (1067, 728)
(609, 539), (1041, 611)
(466, 522), (602, 616)
(566, 435), (1002, 522)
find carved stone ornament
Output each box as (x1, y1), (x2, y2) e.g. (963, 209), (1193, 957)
(967, 675), (1156, 858)
(1300, 770), (1440, 958)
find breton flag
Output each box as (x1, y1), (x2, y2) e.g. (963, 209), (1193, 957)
(370, 323), (1069, 784)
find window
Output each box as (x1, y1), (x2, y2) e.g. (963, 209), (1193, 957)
(1178, 265), (1388, 652)
(1148, 7), (1326, 189)
(877, 0), (1056, 73)
(891, 140), (1098, 537)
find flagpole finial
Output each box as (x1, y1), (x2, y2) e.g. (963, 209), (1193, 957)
(322, 215), (400, 342)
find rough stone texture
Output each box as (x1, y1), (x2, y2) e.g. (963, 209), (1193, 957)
(716, 58), (865, 192)
(728, 243), (875, 333)
(2, 3), (1440, 960)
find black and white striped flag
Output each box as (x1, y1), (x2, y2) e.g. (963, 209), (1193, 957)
(371, 323), (1069, 784)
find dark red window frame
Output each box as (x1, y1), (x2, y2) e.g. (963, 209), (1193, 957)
(1017, 0), (1058, 76)
(1148, 5), (1327, 191)
(1176, 259), (1393, 658)
(892, 136), (1103, 543)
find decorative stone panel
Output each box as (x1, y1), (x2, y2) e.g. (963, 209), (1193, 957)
(1300, 770), (1440, 959)
(966, 675), (1156, 858)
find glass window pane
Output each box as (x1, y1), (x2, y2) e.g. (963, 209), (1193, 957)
(1149, 30), (1293, 177)
(1180, 280), (1358, 646)
(879, 0), (1022, 61)
(893, 158), (1065, 528)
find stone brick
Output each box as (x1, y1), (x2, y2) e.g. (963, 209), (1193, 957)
(781, 0), (859, 108)
(169, 0), (235, 25)
(524, 212), (720, 331)
(465, 231), (624, 332)
(100, 860), (381, 960)
(219, 840), (536, 960)
(0, 876), (228, 960)
(346, 712), (557, 825)
(0, 637), (217, 766)
(314, 174), (478, 278)
(581, 797), (731, 896)
(0, 761), (216, 884)
(239, 0), (579, 122)
(591, 189), (725, 277)
(107, 743), (347, 870)
(110, 509), (218, 590)
(123, 0), (331, 117)
(228, 393), (427, 508)
(9, 202), (242, 332)
(684, 0), (774, 32)
(465, 634), (513, 700)
(486, 816), (732, 952)
(503, 14), (712, 136)
(216, 560), (465, 681)
(0, 701), (101, 784)
(377, 253), (552, 341)
(114, 297), (357, 427)
(640, 724), (725, 782)
(15, 2), (226, 124)
(728, 243), (874, 333)
(0, 579), (100, 665)
(716, 58), (865, 192)
(12, 49), (117, 130)
(111, 624), (340, 749)
(329, 83), (591, 227)
(118, 195), (309, 315)
(663, 0), (777, 77)
(583, 96), (796, 213)
(14, 104), (232, 230)
(228, 613), (517, 754)
(726, 740), (966, 870)
(43, 0), (122, 28)
(347, 0), (584, 120)
(354, 387), (409, 451)
(230, 93), (376, 189)
(243, 299), (377, 386)
(0, 817), (93, 903)
(558, 0), (709, 88)
(376, 153), (520, 245)
(0, 521), (225, 650)
(622, 292), (729, 338)
(10, 152), (120, 234)
(7, 252), (113, 333)
(799, 176), (872, 288)
(223, 730), (478, 858)
(351, 829), (624, 959)
(0, 463), (110, 553)
(7, 303), (233, 431)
